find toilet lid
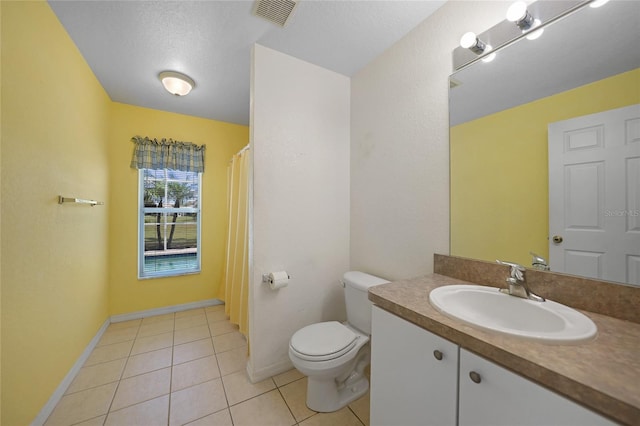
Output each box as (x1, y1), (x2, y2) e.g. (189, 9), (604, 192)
(290, 321), (358, 361)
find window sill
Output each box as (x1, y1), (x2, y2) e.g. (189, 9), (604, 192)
(138, 269), (201, 280)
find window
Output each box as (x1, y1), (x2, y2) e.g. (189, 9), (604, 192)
(138, 168), (201, 278)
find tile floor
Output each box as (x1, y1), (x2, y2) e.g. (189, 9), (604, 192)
(44, 305), (370, 426)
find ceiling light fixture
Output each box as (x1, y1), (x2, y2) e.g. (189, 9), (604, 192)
(159, 71), (195, 96)
(589, 0), (609, 8)
(506, 1), (544, 40)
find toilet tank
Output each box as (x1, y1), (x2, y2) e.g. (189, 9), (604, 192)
(343, 271), (390, 334)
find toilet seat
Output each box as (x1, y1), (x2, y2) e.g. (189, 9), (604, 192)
(290, 321), (358, 361)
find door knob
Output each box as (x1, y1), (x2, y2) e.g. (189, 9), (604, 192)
(552, 235), (563, 244)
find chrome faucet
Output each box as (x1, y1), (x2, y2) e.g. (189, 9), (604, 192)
(530, 252), (550, 271)
(496, 260), (545, 302)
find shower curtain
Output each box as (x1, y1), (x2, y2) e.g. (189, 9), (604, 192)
(220, 146), (250, 339)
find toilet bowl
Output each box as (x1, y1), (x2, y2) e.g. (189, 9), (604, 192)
(288, 271), (389, 412)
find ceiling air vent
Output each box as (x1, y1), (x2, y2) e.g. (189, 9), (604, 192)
(254, 0), (299, 27)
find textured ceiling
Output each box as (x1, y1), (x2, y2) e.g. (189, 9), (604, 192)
(49, 0), (446, 126)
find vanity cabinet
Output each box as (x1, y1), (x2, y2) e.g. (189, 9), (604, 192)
(370, 306), (615, 426)
(370, 306), (458, 426)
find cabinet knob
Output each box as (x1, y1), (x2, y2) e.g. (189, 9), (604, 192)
(469, 371), (482, 384)
(433, 350), (443, 361)
(552, 235), (563, 244)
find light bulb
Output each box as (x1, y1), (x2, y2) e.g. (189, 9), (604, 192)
(460, 32), (478, 49)
(460, 32), (488, 55)
(506, 1), (528, 22)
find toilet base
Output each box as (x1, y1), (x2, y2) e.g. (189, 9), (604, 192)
(306, 374), (369, 412)
(304, 344), (371, 412)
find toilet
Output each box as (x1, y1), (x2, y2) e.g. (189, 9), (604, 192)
(288, 271), (389, 412)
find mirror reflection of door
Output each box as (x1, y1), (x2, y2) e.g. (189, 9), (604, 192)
(548, 104), (640, 284)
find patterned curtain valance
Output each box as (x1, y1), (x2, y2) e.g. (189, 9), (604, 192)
(130, 136), (206, 173)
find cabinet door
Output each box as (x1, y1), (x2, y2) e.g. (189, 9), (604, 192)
(459, 348), (615, 426)
(370, 306), (458, 426)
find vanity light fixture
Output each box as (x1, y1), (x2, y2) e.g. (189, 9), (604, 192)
(506, 1), (544, 41)
(589, 0), (609, 8)
(158, 71), (195, 96)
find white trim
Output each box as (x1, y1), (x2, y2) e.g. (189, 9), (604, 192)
(31, 318), (111, 426)
(246, 357), (294, 384)
(110, 299), (222, 323)
(32, 298), (224, 425)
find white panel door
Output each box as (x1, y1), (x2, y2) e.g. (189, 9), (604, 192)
(548, 104), (640, 285)
(370, 306), (458, 426)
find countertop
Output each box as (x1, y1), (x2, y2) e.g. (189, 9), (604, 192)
(368, 273), (640, 425)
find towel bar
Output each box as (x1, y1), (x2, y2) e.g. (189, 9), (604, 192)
(58, 196), (104, 206)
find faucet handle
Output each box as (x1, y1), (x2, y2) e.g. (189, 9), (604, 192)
(496, 260), (526, 281)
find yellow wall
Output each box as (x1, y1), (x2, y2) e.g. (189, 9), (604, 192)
(108, 103), (247, 315)
(451, 68), (640, 267)
(1, 2), (248, 424)
(1, 2), (111, 424)
(0, 2), (4, 422)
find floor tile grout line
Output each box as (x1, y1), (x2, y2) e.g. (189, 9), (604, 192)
(101, 317), (143, 425)
(106, 315), (184, 422)
(103, 392), (173, 419)
(167, 312), (176, 426)
(68, 413), (106, 426)
(276, 385), (301, 424)
(181, 406), (232, 426)
(206, 312), (234, 415)
(99, 371), (278, 424)
(347, 405), (366, 426)
(101, 313), (175, 419)
(224, 378), (278, 409)
(206, 314), (222, 378)
(60, 378), (122, 398)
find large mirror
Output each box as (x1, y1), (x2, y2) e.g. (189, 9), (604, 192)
(449, 0), (640, 286)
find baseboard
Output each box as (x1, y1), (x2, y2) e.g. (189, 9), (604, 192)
(32, 298), (224, 425)
(31, 318), (111, 426)
(247, 357), (294, 383)
(110, 298), (223, 323)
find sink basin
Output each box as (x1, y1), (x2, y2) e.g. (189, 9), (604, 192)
(429, 285), (597, 344)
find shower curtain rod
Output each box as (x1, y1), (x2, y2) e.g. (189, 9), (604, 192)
(236, 144), (249, 156)
(229, 144), (250, 163)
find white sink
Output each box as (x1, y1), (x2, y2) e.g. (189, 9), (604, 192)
(429, 285), (597, 344)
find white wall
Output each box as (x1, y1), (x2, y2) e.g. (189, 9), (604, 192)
(249, 44), (351, 381)
(350, 1), (507, 280)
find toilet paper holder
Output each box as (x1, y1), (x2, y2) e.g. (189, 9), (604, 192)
(262, 272), (291, 284)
